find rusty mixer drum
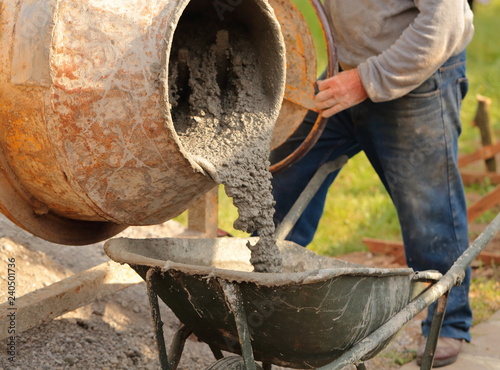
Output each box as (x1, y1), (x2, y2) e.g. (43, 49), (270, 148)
(0, 0), (318, 245)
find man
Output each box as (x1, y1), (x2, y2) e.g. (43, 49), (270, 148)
(271, 0), (474, 367)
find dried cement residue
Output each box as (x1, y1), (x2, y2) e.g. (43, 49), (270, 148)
(168, 23), (282, 273)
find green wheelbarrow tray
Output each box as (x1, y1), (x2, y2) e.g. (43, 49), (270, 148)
(104, 236), (441, 369)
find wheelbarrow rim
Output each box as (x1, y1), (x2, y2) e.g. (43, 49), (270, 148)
(104, 236), (442, 287)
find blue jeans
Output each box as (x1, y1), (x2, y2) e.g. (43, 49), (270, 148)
(271, 51), (472, 341)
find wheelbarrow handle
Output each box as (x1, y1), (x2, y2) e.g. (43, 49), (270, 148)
(275, 156), (348, 241)
(412, 270), (443, 282)
(319, 211), (500, 370)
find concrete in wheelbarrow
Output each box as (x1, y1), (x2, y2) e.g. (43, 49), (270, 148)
(401, 309), (500, 369)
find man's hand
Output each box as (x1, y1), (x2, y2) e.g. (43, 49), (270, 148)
(315, 68), (369, 118)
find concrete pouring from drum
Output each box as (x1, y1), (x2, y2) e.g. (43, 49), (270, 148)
(169, 18), (283, 273)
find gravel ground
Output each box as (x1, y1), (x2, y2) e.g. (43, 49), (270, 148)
(0, 215), (424, 370)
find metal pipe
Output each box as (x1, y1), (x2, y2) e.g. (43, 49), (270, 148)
(420, 293), (449, 370)
(167, 325), (193, 370)
(220, 280), (257, 370)
(275, 156), (347, 240)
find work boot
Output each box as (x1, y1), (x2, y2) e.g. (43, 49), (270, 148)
(416, 337), (463, 367)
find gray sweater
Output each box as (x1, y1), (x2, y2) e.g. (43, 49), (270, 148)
(325, 0), (474, 102)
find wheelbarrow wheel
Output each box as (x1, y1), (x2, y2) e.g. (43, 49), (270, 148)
(206, 356), (264, 370)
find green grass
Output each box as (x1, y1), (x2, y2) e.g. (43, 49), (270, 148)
(179, 0), (500, 256)
(310, 154), (401, 256)
(470, 276), (500, 325)
(381, 349), (417, 366)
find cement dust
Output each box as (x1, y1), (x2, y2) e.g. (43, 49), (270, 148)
(168, 23), (282, 273)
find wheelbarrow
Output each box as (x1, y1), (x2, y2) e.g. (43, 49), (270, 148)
(104, 157), (500, 369)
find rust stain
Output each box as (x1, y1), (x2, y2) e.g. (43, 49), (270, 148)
(268, 0), (317, 149)
(0, 0), (292, 243)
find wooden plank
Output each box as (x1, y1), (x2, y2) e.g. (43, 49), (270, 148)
(461, 171), (500, 186)
(362, 239), (500, 266)
(471, 95), (496, 172)
(362, 238), (406, 265)
(467, 185), (500, 222)
(363, 238), (500, 265)
(477, 252), (500, 266)
(458, 142), (500, 168)
(0, 261), (142, 340)
(362, 237), (403, 254)
(188, 187), (219, 238)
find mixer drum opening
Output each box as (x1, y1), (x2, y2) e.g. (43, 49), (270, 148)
(167, 0), (285, 167)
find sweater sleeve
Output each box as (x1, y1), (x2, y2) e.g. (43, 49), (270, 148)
(357, 0), (473, 102)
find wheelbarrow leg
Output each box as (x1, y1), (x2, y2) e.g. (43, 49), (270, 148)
(146, 268), (170, 370)
(209, 344), (224, 360)
(169, 324), (193, 369)
(262, 362), (272, 370)
(419, 292), (449, 370)
(220, 280), (258, 370)
(147, 268), (197, 370)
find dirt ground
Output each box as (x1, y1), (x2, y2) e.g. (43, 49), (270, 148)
(0, 213), (498, 370)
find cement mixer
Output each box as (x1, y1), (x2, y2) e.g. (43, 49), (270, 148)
(0, 0), (328, 245)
